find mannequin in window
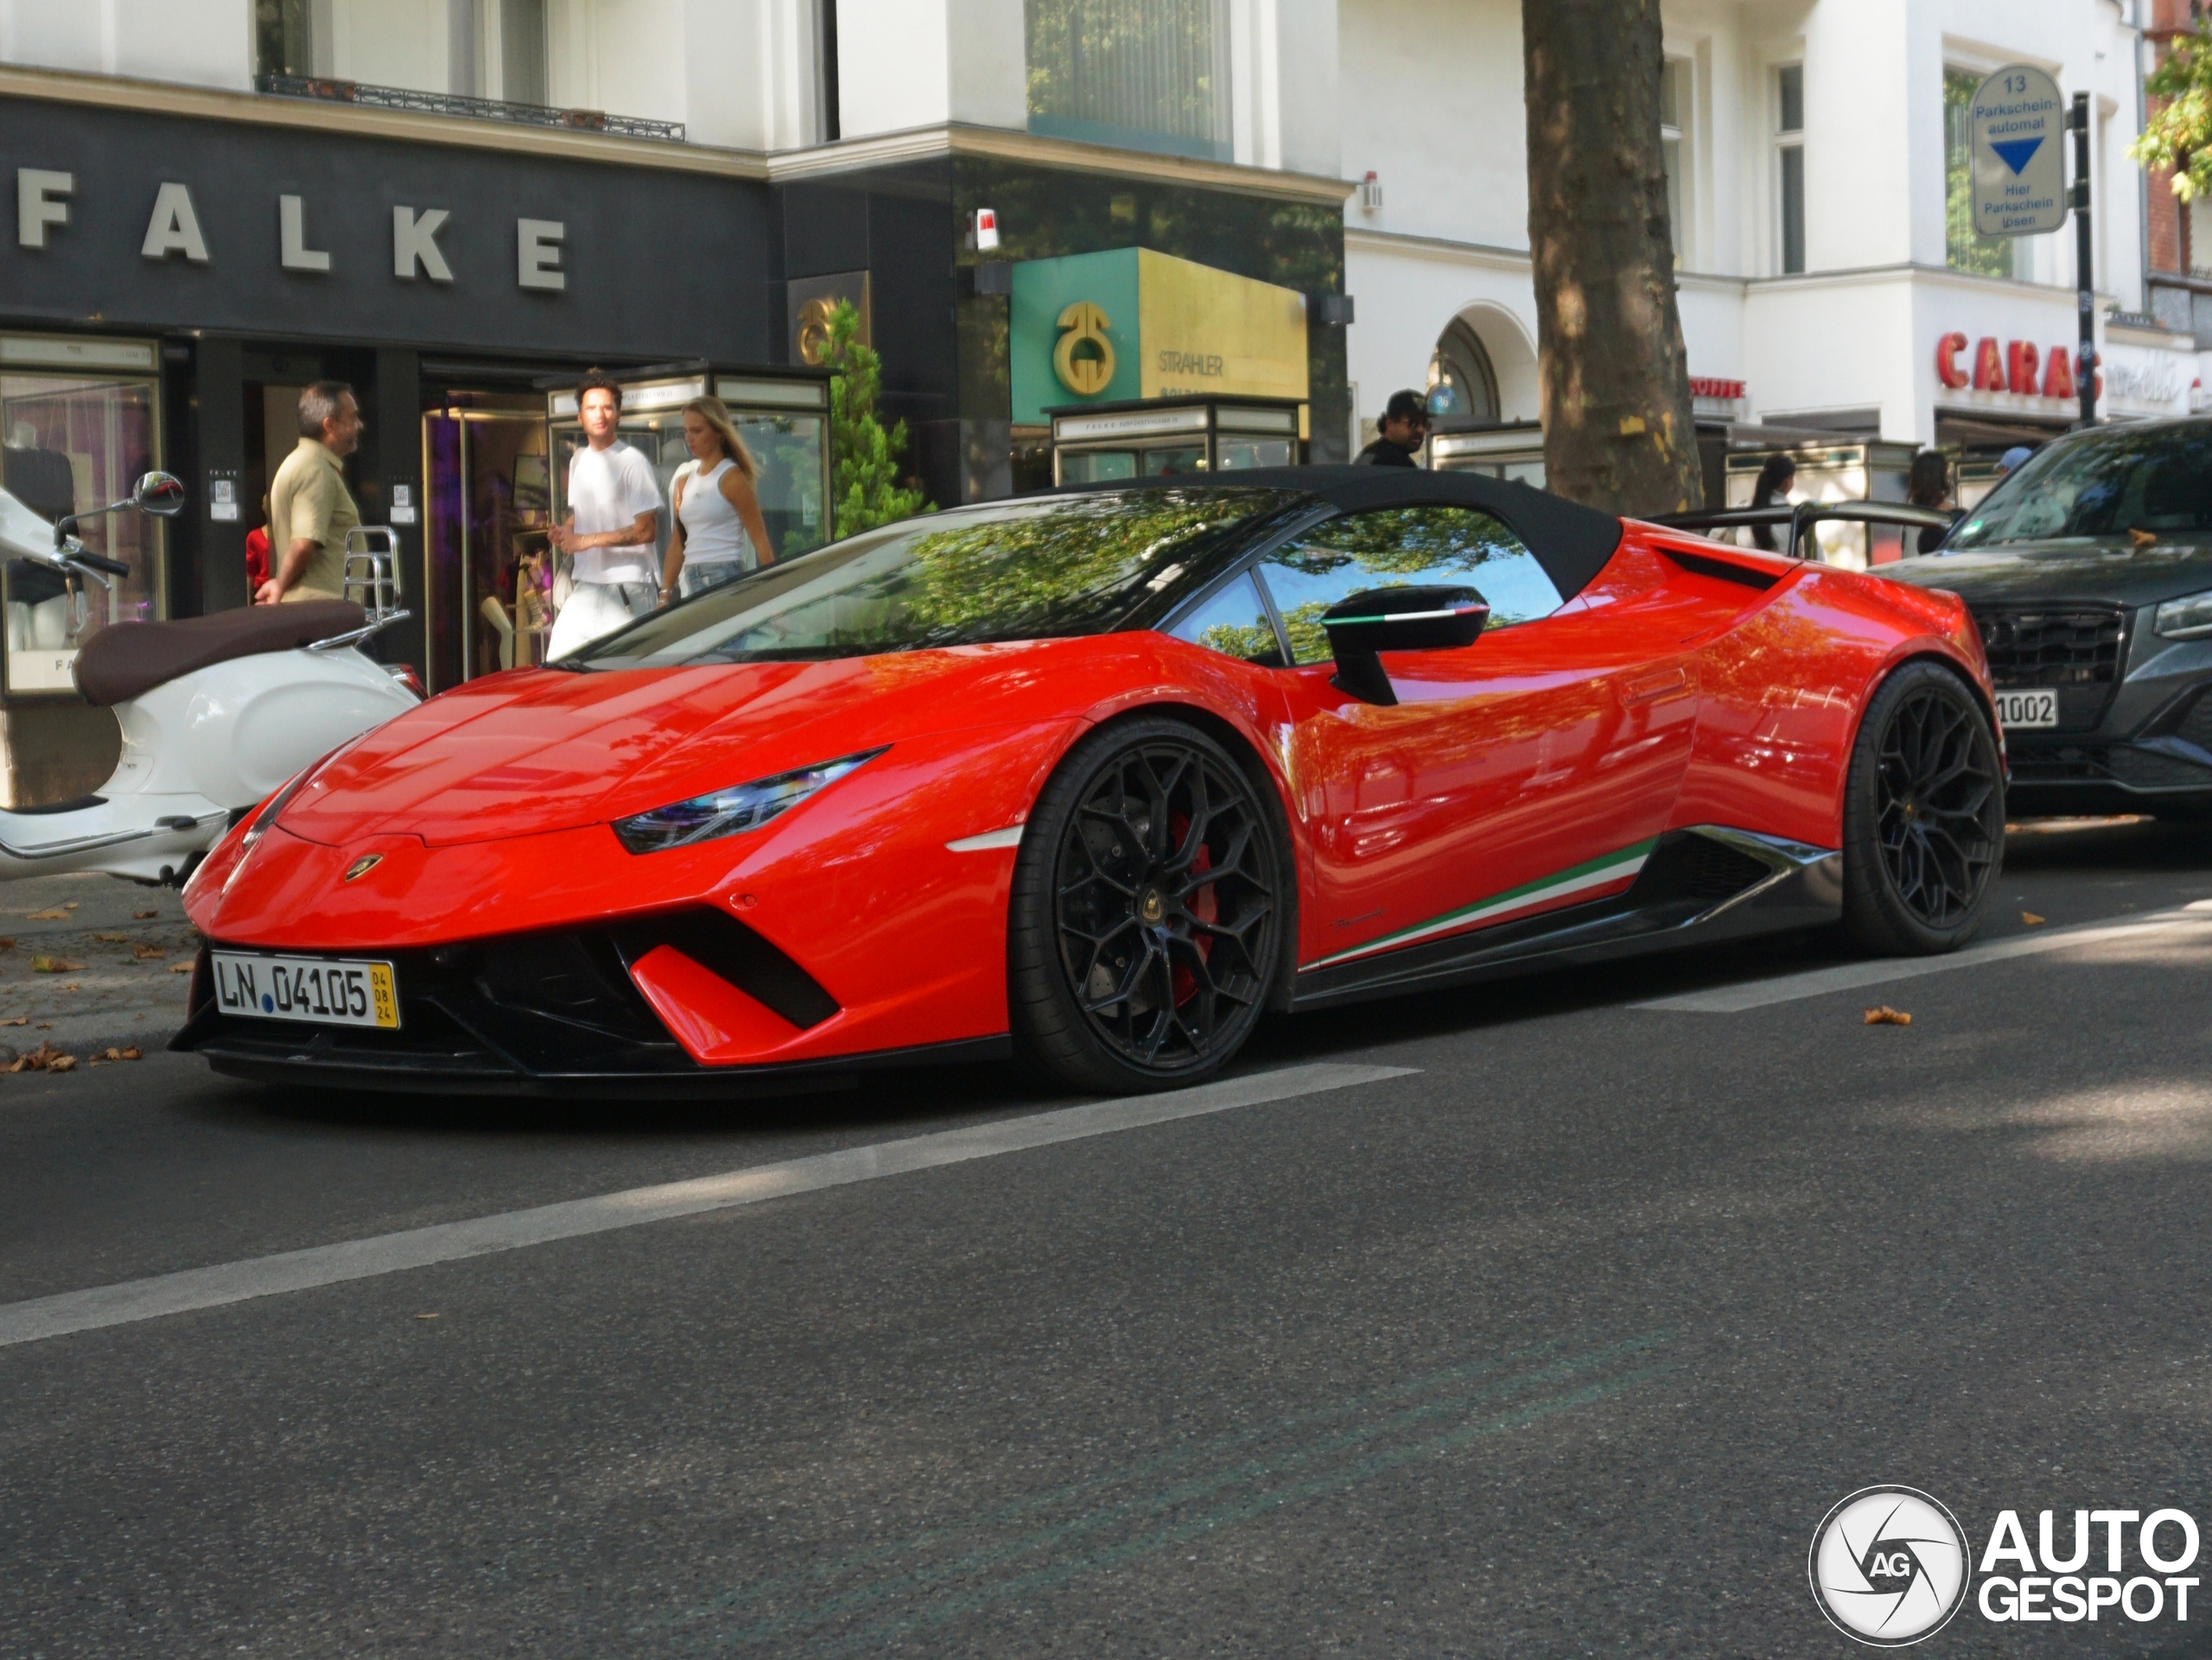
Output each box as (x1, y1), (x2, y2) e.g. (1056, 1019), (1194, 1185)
(3, 422), (73, 525)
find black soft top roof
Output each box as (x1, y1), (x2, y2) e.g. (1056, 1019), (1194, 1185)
(1054, 465), (1626, 606)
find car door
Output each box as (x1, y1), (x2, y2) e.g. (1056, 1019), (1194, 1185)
(1250, 505), (1696, 970)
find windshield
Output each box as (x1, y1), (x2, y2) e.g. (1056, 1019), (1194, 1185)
(1948, 424), (2212, 550)
(566, 487), (1295, 669)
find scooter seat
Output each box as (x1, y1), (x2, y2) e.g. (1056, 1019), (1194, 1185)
(73, 601), (366, 707)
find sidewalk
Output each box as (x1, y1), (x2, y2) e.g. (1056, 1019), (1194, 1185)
(0, 872), (197, 1062)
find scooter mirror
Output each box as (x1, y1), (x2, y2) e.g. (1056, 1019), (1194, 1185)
(134, 472), (186, 518)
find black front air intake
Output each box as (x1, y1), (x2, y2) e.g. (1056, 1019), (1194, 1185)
(177, 908), (841, 1079)
(610, 908), (840, 1030)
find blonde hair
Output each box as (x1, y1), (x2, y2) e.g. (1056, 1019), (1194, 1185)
(681, 397), (756, 480)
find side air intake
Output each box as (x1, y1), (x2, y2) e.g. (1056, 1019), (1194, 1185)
(611, 908), (840, 1030)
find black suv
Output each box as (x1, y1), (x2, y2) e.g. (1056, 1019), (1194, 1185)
(1887, 418), (2212, 817)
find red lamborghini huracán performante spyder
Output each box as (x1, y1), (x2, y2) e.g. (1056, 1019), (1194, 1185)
(174, 469), (2005, 1096)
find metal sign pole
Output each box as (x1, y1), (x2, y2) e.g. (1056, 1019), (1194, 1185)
(2071, 91), (2097, 429)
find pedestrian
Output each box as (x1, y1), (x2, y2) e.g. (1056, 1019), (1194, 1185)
(1747, 453), (1796, 553)
(243, 493), (270, 595)
(547, 369), (663, 658)
(1906, 448), (1956, 555)
(1356, 390), (1427, 467)
(660, 397), (777, 605)
(257, 382), (361, 605)
(1997, 444), (2034, 480)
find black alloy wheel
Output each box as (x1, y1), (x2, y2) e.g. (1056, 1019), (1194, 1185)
(1009, 718), (1287, 1093)
(1841, 660), (2004, 953)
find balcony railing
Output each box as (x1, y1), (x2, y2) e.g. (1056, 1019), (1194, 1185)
(257, 74), (684, 143)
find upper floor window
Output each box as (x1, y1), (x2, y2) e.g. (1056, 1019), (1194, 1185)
(256, 0), (549, 105)
(256, 0), (320, 78)
(1776, 64), (1805, 275)
(1025, 0), (1233, 162)
(1943, 67), (2024, 280)
(1659, 58), (1690, 264)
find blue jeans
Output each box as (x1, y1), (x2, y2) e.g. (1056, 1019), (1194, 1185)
(678, 561), (747, 599)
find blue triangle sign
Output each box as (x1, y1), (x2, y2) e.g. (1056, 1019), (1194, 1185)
(1991, 137), (2044, 176)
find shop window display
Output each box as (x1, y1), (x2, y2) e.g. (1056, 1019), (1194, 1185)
(0, 370), (162, 695)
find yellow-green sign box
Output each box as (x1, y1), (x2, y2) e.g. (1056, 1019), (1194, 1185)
(1010, 248), (1310, 427)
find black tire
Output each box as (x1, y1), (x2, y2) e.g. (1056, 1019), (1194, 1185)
(1840, 659), (2005, 954)
(1009, 716), (1288, 1094)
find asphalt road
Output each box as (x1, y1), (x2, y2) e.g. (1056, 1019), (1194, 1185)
(4, 818), (2212, 1657)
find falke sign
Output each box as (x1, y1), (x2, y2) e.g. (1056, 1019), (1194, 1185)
(1935, 332), (2094, 402)
(17, 169), (570, 291)
(0, 96), (775, 363)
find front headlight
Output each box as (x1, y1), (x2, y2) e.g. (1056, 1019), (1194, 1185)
(612, 747), (887, 855)
(2155, 589), (2212, 640)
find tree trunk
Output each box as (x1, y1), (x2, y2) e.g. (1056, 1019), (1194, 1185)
(1521, 0), (1702, 515)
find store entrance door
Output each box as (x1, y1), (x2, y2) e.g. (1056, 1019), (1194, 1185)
(421, 366), (830, 692)
(422, 392), (555, 693)
(544, 369), (832, 571)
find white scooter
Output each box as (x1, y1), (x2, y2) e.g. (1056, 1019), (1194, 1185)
(0, 472), (422, 885)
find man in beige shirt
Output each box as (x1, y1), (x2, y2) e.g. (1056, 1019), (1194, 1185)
(258, 380), (362, 605)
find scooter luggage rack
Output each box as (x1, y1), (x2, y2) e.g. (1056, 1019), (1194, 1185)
(343, 527), (404, 620)
(309, 528), (412, 654)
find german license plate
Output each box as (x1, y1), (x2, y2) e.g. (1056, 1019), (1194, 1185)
(211, 951), (399, 1029)
(1994, 688), (2058, 729)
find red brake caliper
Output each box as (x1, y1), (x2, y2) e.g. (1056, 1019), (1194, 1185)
(1168, 812), (1216, 1008)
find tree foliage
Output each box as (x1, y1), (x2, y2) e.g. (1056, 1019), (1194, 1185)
(826, 300), (931, 538)
(2133, 23), (2212, 202)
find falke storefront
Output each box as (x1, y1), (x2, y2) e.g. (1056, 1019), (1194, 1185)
(0, 88), (831, 798)
(0, 85), (1350, 799)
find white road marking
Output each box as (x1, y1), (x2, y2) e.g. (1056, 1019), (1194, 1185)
(945, 824), (1025, 853)
(0, 1061), (1414, 1350)
(1636, 907), (2212, 1013)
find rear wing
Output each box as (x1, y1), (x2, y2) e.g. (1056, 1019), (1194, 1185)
(1651, 502), (1959, 563)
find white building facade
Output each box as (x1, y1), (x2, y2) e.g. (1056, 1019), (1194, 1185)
(1342, 0), (2196, 484)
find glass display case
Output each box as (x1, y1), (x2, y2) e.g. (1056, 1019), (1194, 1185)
(0, 336), (165, 696)
(1429, 422), (1547, 487)
(1050, 397), (1304, 485)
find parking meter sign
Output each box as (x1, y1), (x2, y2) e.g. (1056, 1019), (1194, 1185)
(1971, 65), (2067, 239)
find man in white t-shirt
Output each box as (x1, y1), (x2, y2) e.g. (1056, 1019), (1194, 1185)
(547, 371), (663, 658)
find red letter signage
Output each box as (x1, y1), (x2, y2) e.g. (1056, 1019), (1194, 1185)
(1972, 338), (2006, 392)
(1936, 332), (1969, 389)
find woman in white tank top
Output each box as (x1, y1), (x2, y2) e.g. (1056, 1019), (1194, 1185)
(660, 397), (778, 603)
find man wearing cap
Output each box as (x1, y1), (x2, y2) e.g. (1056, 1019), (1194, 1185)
(1997, 445), (2034, 479)
(1357, 391), (1428, 467)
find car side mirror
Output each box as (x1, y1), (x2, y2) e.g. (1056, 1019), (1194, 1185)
(1320, 584), (1490, 706)
(134, 471), (186, 517)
